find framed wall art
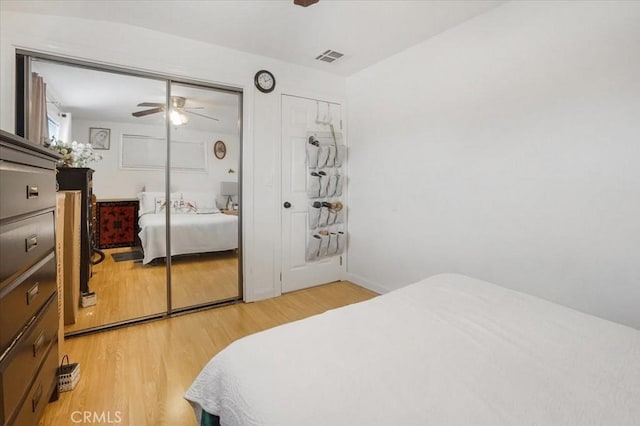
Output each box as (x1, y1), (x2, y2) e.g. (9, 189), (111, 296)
(89, 127), (111, 150)
(214, 140), (226, 159)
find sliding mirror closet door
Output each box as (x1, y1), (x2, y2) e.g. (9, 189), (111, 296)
(26, 57), (169, 334)
(168, 82), (241, 310)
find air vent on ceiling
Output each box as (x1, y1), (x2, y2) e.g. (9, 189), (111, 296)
(315, 50), (344, 63)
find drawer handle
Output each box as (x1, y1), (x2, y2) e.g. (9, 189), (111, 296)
(26, 282), (39, 305)
(25, 234), (38, 252)
(33, 331), (45, 357)
(32, 382), (43, 413)
(27, 184), (39, 198)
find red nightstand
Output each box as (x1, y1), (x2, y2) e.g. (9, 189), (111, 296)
(95, 198), (140, 248)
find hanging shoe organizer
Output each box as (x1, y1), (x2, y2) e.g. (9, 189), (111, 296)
(305, 126), (346, 261)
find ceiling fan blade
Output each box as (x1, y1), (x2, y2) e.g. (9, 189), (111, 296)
(183, 110), (219, 121)
(137, 102), (165, 107)
(294, 0), (319, 6)
(132, 107), (164, 117)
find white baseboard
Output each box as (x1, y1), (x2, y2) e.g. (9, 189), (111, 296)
(344, 272), (389, 295)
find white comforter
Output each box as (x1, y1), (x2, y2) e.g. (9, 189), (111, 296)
(138, 213), (237, 264)
(184, 274), (640, 425)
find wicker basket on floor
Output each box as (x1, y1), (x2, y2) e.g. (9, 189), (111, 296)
(58, 355), (80, 392)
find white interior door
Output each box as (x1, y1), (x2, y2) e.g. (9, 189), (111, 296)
(281, 95), (344, 293)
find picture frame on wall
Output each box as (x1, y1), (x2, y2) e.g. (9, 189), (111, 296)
(89, 127), (111, 150)
(214, 140), (226, 159)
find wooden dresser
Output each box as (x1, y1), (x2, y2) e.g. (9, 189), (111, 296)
(0, 130), (60, 426)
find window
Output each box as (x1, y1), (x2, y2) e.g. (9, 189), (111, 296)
(47, 114), (59, 141)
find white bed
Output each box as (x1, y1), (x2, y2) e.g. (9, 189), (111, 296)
(138, 212), (238, 264)
(184, 273), (640, 426)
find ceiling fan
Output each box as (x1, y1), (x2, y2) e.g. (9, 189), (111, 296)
(132, 96), (219, 124)
(294, 0), (319, 6)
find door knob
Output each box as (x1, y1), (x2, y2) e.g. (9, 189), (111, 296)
(283, 201), (292, 208)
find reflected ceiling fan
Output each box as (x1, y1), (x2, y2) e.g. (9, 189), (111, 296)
(132, 96), (219, 125)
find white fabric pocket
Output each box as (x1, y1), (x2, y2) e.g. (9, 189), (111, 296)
(318, 234), (330, 257)
(334, 145), (346, 168)
(333, 208), (345, 225)
(306, 234), (322, 261)
(318, 206), (330, 227)
(306, 142), (319, 169)
(317, 146), (330, 168)
(334, 174), (344, 197)
(308, 202), (322, 229)
(326, 175), (337, 197)
(337, 231), (346, 254)
(327, 208), (337, 225)
(326, 145), (336, 168)
(328, 233), (339, 255)
(307, 172), (321, 198)
(318, 172), (330, 198)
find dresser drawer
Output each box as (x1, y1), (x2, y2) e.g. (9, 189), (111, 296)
(0, 160), (56, 221)
(0, 253), (56, 352)
(0, 294), (57, 426)
(8, 340), (58, 426)
(0, 212), (55, 285)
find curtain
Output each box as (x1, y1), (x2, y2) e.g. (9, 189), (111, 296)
(29, 72), (49, 146)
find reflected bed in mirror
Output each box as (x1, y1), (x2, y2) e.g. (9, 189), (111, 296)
(138, 191), (237, 265)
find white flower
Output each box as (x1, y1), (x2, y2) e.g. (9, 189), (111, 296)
(45, 138), (102, 167)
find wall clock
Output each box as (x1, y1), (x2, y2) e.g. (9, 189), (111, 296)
(214, 140), (226, 159)
(254, 70), (276, 93)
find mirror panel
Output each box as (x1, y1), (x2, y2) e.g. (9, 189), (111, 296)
(31, 58), (169, 333)
(168, 82), (241, 309)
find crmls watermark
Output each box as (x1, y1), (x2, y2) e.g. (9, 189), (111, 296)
(70, 411), (123, 424)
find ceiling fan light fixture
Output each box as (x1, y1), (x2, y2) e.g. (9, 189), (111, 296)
(170, 110), (189, 126)
(171, 96), (187, 109)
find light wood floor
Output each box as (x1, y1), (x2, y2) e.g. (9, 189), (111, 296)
(42, 281), (377, 426)
(65, 247), (239, 333)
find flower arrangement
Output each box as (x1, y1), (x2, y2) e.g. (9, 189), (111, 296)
(45, 138), (103, 168)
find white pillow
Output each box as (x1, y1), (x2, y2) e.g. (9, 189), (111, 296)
(138, 192), (163, 216)
(175, 198), (198, 214)
(138, 192), (180, 216)
(154, 196), (183, 214)
(181, 192), (220, 213)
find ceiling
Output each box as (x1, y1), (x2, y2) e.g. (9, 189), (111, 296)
(32, 59), (241, 133)
(2, 0), (505, 76)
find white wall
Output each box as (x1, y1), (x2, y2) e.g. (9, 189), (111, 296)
(71, 118), (240, 201)
(0, 11), (346, 301)
(346, 1), (640, 328)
